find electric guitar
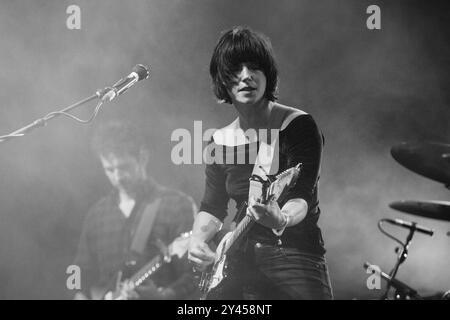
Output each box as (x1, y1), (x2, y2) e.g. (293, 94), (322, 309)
(198, 163), (302, 299)
(94, 231), (191, 300)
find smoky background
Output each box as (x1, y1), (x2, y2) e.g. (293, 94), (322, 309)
(0, 0), (448, 299)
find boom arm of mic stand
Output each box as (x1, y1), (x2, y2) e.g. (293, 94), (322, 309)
(0, 87), (110, 143)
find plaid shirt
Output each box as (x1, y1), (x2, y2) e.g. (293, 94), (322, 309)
(74, 181), (197, 299)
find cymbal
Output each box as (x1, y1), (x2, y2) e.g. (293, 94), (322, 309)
(391, 142), (450, 185)
(389, 200), (450, 222)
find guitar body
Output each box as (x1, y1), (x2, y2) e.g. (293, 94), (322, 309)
(197, 163), (302, 300)
(199, 231), (233, 299)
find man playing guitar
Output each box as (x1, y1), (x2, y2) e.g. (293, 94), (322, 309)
(73, 120), (197, 300)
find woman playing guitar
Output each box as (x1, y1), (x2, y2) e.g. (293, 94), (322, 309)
(188, 26), (333, 300)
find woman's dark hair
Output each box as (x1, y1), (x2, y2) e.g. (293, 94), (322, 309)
(209, 26), (278, 104)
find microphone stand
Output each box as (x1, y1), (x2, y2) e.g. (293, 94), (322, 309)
(381, 226), (416, 300)
(0, 87), (111, 143)
(364, 262), (422, 300)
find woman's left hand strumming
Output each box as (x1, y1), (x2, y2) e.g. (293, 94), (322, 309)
(247, 197), (287, 229)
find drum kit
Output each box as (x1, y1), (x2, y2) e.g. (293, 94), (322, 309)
(364, 141), (450, 300)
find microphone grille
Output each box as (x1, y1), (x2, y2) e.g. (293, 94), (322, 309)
(133, 64), (150, 80)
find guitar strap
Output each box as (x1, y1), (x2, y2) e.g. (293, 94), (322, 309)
(249, 108), (304, 201)
(129, 197), (162, 255)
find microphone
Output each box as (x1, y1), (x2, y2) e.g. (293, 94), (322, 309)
(102, 64), (150, 102)
(384, 218), (434, 236)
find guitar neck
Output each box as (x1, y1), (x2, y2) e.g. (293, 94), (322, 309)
(222, 184), (293, 255)
(129, 254), (164, 288)
(220, 163), (302, 258)
(126, 232), (191, 289)
(223, 213), (255, 254)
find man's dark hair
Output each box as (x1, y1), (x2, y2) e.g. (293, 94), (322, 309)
(209, 26), (278, 104)
(91, 120), (146, 158)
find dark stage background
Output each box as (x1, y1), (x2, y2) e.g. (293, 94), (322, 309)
(0, 0), (448, 299)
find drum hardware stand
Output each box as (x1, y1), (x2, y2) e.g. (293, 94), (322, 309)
(377, 218), (420, 300)
(364, 262), (422, 300)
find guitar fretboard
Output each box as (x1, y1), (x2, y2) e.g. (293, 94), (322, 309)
(223, 214), (255, 254)
(130, 255), (163, 287)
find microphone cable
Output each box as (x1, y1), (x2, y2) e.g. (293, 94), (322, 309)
(378, 218), (405, 247)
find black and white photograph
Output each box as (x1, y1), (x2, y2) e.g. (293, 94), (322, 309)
(0, 0), (448, 306)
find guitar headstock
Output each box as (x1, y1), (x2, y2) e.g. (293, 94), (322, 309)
(264, 163), (302, 203)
